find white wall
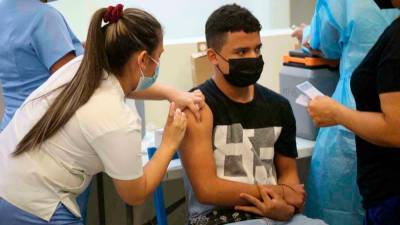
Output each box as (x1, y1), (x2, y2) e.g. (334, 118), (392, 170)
(50, 0), (290, 41)
(290, 0), (316, 26)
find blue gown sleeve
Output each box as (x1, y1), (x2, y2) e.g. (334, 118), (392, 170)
(303, 0), (342, 59)
(30, 6), (82, 70)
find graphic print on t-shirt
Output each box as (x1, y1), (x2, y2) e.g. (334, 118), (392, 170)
(213, 123), (282, 185)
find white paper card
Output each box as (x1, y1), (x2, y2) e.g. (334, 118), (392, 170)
(296, 81), (324, 99)
(295, 94), (311, 107)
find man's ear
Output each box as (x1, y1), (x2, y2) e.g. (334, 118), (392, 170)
(207, 48), (218, 65)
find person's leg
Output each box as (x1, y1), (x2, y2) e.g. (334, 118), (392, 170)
(273, 214), (327, 225)
(76, 183), (92, 225)
(190, 209), (271, 225)
(226, 215), (327, 225)
(256, 214), (327, 225)
(0, 198), (83, 225)
(226, 219), (273, 225)
(363, 196), (400, 225)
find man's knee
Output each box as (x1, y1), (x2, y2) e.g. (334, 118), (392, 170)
(285, 214), (327, 225)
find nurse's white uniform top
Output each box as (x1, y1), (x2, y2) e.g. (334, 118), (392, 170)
(0, 56), (143, 221)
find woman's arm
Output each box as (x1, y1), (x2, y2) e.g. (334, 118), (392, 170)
(308, 92), (400, 148)
(128, 82), (177, 101)
(112, 103), (187, 205)
(128, 83), (204, 121)
(336, 92), (400, 147)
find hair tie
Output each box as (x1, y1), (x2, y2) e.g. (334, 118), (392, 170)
(103, 4), (124, 24)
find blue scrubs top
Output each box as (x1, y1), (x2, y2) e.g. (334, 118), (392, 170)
(0, 0), (84, 130)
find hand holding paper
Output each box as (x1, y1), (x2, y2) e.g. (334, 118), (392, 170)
(295, 81), (324, 106)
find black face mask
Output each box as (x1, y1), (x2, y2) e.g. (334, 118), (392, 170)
(216, 53), (264, 87)
(374, 0), (395, 8)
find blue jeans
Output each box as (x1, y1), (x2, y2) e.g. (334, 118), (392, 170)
(77, 185), (91, 225)
(0, 185), (91, 225)
(364, 195), (400, 225)
(0, 198), (82, 225)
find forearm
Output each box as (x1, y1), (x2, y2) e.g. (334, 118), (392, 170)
(196, 178), (286, 207)
(279, 180), (304, 209)
(337, 106), (400, 147)
(277, 170), (300, 185)
(128, 83), (175, 101)
(142, 143), (177, 196)
(195, 177), (259, 206)
(120, 143), (177, 205)
(276, 165), (304, 210)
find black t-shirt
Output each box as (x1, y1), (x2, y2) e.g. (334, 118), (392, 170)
(351, 17), (400, 209)
(192, 79), (297, 185)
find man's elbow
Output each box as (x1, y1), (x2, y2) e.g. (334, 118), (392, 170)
(194, 187), (215, 205)
(192, 180), (218, 205)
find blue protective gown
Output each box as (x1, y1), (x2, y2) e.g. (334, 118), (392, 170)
(303, 1), (399, 225)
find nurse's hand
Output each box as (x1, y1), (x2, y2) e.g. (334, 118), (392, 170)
(301, 36), (325, 58)
(169, 89), (205, 122)
(160, 102), (187, 151)
(235, 185), (295, 221)
(291, 23), (307, 49)
(308, 96), (342, 127)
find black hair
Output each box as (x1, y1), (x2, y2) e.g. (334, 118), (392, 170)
(205, 4), (261, 51)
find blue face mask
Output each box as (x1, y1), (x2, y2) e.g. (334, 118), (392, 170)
(135, 56), (160, 92)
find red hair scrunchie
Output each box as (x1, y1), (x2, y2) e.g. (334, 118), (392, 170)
(103, 4), (124, 24)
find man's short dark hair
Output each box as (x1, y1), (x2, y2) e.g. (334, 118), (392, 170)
(205, 4), (262, 52)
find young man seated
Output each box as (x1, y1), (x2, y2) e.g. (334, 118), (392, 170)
(179, 4), (326, 225)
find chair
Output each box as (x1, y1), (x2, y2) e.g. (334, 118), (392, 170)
(124, 146), (182, 225)
(147, 147), (181, 225)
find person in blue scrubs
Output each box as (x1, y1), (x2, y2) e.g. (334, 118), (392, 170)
(292, 1), (399, 225)
(0, 0), (83, 131)
(0, 0), (91, 223)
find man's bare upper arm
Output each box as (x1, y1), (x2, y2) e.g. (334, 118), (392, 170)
(179, 104), (217, 191)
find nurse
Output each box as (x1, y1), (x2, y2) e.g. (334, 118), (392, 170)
(292, 1), (399, 225)
(0, 1), (203, 223)
(307, 0), (400, 224)
(0, 5), (199, 225)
